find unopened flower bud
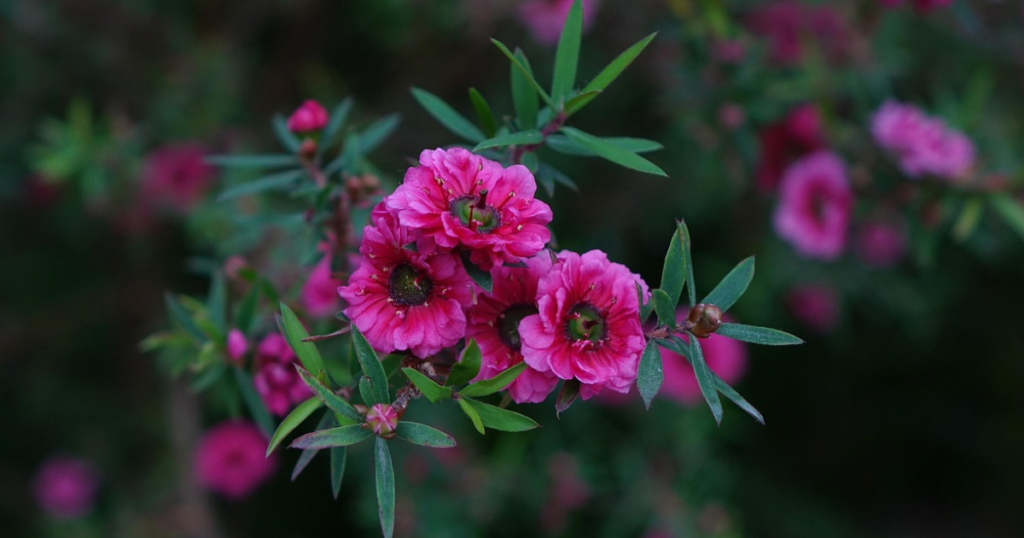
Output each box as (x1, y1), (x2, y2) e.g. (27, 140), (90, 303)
(365, 403), (399, 439)
(286, 100), (328, 133)
(687, 303), (723, 338)
(226, 329), (248, 363)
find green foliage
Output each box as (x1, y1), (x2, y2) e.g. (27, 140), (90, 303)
(716, 323), (804, 346)
(374, 438), (395, 538)
(462, 398), (540, 432)
(447, 339), (482, 387)
(351, 326), (391, 405)
(291, 424), (373, 450)
(411, 87), (485, 143)
(267, 396), (323, 456)
(636, 339), (664, 409)
(278, 303), (326, 376)
(459, 363), (527, 398)
(701, 256), (755, 313)
(401, 368), (452, 403)
(395, 422), (457, 448)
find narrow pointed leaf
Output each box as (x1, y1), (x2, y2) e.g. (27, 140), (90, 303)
(679, 220), (696, 306)
(561, 127), (667, 176)
(491, 39), (556, 109)
(652, 289), (676, 327)
(268, 396), (323, 456)
(359, 376), (374, 407)
(472, 130), (543, 152)
(356, 114), (401, 155)
(556, 378), (580, 416)
(464, 398), (540, 432)
(375, 438), (395, 538)
(233, 367), (275, 436)
(290, 424), (371, 450)
(702, 256), (754, 312)
(459, 362), (527, 397)
(511, 49), (539, 129)
(218, 169), (304, 201)
(278, 303), (326, 376)
(272, 114), (301, 153)
(714, 375), (764, 425)
(296, 366), (362, 422)
(716, 323), (803, 346)
(235, 281), (261, 334)
(447, 339), (482, 387)
(330, 446), (347, 499)
(562, 90), (601, 115)
(207, 272), (227, 336)
(636, 339), (663, 409)
(638, 282), (654, 324)
(164, 293), (206, 342)
(468, 88), (497, 138)
(457, 398), (485, 434)
(661, 227), (686, 308)
(206, 154), (298, 168)
(411, 87), (485, 143)
(402, 368), (452, 403)
(552, 0), (584, 106)
(459, 251), (492, 293)
(291, 411), (334, 481)
(546, 135), (663, 156)
(688, 338), (723, 425)
(396, 422), (457, 448)
(579, 32), (657, 96)
(351, 325), (390, 404)
(322, 98), (354, 146)
(990, 194), (1024, 243)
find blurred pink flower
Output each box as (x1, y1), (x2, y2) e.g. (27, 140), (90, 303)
(195, 421), (276, 499)
(871, 101), (974, 180)
(787, 283), (840, 333)
(33, 456), (99, 519)
(855, 216), (907, 268)
(287, 100), (328, 133)
(747, 2), (850, 65)
(520, 250), (649, 399)
(881, 0), (953, 12)
(661, 332), (748, 406)
(253, 333), (312, 416)
(301, 252), (343, 319)
(713, 39), (746, 64)
(226, 329), (248, 363)
(519, 0), (599, 46)
(718, 103), (746, 130)
(773, 152), (853, 260)
(140, 143), (214, 213)
(756, 104), (826, 191)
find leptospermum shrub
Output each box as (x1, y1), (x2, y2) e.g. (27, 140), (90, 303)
(145, 3), (802, 536)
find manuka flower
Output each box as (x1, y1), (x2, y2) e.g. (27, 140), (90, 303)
(787, 283), (840, 333)
(519, 0), (599, 46)
(140, 142), (214, 213)
(871, 101), (974, 180)
(286, 100), (328, 133)
(194, 421), (276, 500)
(253, 333), (312, 416)
(519, 250), (649, 399)
(773, 151), (853, 260)
(466, 253), (559, 403)
(338, 204), (475, 358)
(32, 456), (100, 520)
(385, 147), (553, 271)
(756, 103), (826, 191)
(301, 250), (349, 319)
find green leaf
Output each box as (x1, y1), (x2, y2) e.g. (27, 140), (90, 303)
(511, 49), (539, 129)
(459, 251), (492, 294)
(267, 396), (323, 456)
(395, 422), (457, 448)
(660, 227), (686, 309)
(679, 220), (696, 306)
(652, 289), (676, 327)
(411, 87), (485, 143)
(330, 447), (347, 499)
(636, 339), (663, 409)
(463, 398), (540, 432)
(562, 90), (601, 114)
(716, 323), (803, 346)
(218, 169), (304, 201)
(990, 194), (1024, 243)
(322, 98), (354, 146)
(207, 272), (227, 337)
(457, 398), (485, 434)
(296, 366), (363, 422)
(702, 256), (754, 312)
(164, 293), (206, 342)
(190, 363), (226, 392)
(206, 154), (298, 168)
(359, 376), (374, 407)
(572, 32), (657, 115)
(546, 135), (663, 156)
(468, 88), (497, 138)
(351, 325), (390, 405)
(272, 114), (302, 153)
(401, 368), (452, 403)
(459, 362), (527, 398)
(375, 438), (395, 538)
(291, 424), (372, 450)
(560, 127), (667, 176)
(233, 367), (275, 437)
(551, 0), (584, 106)
(291, 411), (335, 481)
(556, 378), (580, 416)
(356, 113), (401, 155)
(953, 196), (984, 242)
(491, 39), (556, 109)
(688, 337), (723, 425)
(638, 282), (654, 324)
(714, 374), (764, 425)
(447, 339), (482, 387)
(278, 303), (326, 376)
(473, 130), (544, 152)
(235, 281), (261, 334)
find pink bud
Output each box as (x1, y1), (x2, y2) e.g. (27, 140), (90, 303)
(366, 403), (399, 438)
(226, 329), (248, 363)
(286, 100), (329, 133)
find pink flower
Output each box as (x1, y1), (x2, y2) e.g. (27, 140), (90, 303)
(466, 253), (559, 403)
(338, 204), (475, 358)
(32, 456), (99, 519)
(773, 152), (853, 260)
(855, 216), (907, 268)
(195, 421), (276, 499)
(366, 404), (400, 437)
(140, 143), (214, 212)
(870, 101), (974, 179)
(301, 252), (343, 319)
(787, 283), (840, 333)
(520, 250), (649, 399)
(712, 39), (745, 64)
(226, 329), (248, 363)
(253, 333), (312, 416)
(747, 2), (850, 65)
(756, 104), (826, 191)
(386, 148), (553, 271)
(881, 0), (952, 12)
(519, 0), (599, 46)
(660, 333), (748, 406)
(286, 100), (328, 133)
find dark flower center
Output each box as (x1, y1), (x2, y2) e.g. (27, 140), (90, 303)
(497, 304), (538, 351)
(449, 191), (501, 233)
(389, 263), (433, 306)
(565, 303), (606, 344)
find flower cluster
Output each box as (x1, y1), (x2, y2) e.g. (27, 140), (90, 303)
(772, 151), (853, 260)
(252, 333), (312, 416)
(871, 100), (975, 180)
(339, 148), (649, 401)
(195, 421), (276, 499)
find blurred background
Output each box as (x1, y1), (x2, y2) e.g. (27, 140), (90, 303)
(3, 0), (1024, 537)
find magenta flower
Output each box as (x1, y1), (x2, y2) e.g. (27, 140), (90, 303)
(773, 152), (853, 260)
(660, 333), (748, 406)
(519, 0), (599, 46)
(787, 283), (840, 333)
(519, 250), (649, 399)
(32, 456), (99, 519)
(253, 333), (312, 416)
(140, 143), (214, 213)
(226, 329), (248, 363)
(195, 421), (276, 500)
(747, 2), (850, 65)
(386, 148), (553, 271)
(301, 252), (343, 319)
(756, 104), (826, 191)
(338, 204), (475, 358)
(466, 253), (559, 404)
(871, 101), (974, 180)
(881, 0), (952, 12)
(286, 100), (328, 133)
(855, 216), (907, 268)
